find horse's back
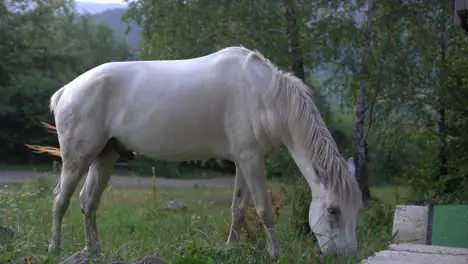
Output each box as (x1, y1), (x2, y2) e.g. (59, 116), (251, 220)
(55, 46), (252, 114)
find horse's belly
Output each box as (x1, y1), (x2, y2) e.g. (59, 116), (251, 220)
(119, 137), (229, 161)
(146, 139), (225, 160)
(113, 115), (231, 161)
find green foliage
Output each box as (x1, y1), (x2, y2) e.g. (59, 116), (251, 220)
(355, 197), (396, 258)
(312, 0), (468, 203)
(405, 37), (468, 204)
(124, 0), (301, 66)
(289, 176), (312, 236)
(0, 0), (131, 163)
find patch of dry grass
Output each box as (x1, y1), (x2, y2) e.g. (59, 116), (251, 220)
(220, 184), (287, 243)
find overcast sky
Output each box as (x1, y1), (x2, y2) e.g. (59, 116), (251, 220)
(78, 0), (125, 4)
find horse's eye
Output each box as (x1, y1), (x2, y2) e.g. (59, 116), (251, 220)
(327, 207), (339, 215)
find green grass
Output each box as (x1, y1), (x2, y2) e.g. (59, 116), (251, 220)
(371, 184), (410, 205)
(0, 177), (405, 263)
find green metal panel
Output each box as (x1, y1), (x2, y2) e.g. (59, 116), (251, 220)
(431, 204), (468, 248)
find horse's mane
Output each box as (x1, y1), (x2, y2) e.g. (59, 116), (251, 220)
(241, 47), (362, 208)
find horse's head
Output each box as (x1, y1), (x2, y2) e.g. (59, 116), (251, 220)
(308, 157), (361, 257)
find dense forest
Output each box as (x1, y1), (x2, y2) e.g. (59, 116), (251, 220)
(1, 0), (468, 205)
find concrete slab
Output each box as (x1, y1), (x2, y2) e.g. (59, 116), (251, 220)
(361, 250), (468, 264)
(392, 205), (429, 244)
(362, 243), (468, 264)
(389, 243), (468, 255)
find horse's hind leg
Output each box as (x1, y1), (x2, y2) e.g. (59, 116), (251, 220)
(48, 161), (89, 254)
(48, 119), (110, 254)
(79, 145), (118, 253)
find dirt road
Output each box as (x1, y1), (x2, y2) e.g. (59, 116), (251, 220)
(0, 171), (235, 188)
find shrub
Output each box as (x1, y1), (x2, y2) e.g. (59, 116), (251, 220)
(222, 184), (286, 243)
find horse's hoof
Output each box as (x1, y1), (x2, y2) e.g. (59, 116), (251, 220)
(82, 246), (100, 255)
(267, 248), (282, 261)
(226, 240), (239, 247)
(82, 247), (91, 254)
(47, 245), (60, 255)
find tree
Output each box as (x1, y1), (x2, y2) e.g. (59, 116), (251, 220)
(354, 0), (374, 207)
(282, 0), (305, 80)
(0, 0), (131, 163)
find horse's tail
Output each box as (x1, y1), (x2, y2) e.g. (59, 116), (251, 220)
(49, 86), (66, 113)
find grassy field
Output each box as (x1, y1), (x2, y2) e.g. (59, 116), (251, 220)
(0, 176), (409, 263)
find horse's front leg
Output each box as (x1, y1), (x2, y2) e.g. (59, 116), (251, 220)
(237, 154), (282, 260)
(227, 166), (251, 245)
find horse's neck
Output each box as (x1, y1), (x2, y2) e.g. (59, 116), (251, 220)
(286, 142), (326, 198)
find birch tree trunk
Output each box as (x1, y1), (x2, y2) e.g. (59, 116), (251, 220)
(283, 0), (305, 80)
(355, 0), (374, 207)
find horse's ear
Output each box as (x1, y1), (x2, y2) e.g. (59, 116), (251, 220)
(347, 157), (355, 176)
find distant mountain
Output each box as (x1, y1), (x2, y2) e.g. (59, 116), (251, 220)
(76, 1), (125, 15)
(75, 1), (141, 51)
(90, 8), (141, 50)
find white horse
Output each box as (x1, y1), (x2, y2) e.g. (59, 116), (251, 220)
(47, 46), (362, 259)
